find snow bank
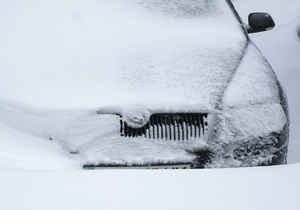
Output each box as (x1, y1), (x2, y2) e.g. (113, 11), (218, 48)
(0, 122), (80, 171)
(1, 163), (300, 210)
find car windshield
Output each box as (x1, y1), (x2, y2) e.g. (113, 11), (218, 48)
(133, 0), (224, 18)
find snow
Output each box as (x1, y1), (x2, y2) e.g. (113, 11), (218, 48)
(0, 0), (248, 165)
(0, 0), (287, 166)
(233, 0), (300, 164)
(248, 19), (300, 164)
(0, 0), (245, 109)
(223, 43), (280, 107)
(0, 122), (80, 171)
(221, 103), (286, 140)
(0, 0), (300, 209)
(2, 164), (300, 210)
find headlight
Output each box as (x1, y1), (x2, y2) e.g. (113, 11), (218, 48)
(207, 103), (288, 167)
(222, 103), (286, 140)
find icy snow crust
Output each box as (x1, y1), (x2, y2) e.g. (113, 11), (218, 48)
(0, 0), (287, 166)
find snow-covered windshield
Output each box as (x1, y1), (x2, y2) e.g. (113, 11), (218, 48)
(132, 0), (223, 18)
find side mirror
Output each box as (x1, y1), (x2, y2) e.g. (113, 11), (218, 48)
(247, 12), (275, 33)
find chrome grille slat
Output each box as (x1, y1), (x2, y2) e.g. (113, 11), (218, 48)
(120, 113), (208, 141)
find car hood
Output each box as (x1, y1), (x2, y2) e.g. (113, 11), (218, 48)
(0, 0), (247, 109)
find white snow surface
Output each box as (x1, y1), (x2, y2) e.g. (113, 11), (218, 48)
(223, 44), (280, 107)
(0, 0), (245, 109)
(1, 0), (300, 209)
(1, 164), (300, 210)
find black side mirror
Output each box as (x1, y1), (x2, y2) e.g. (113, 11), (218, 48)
(247, 12), (275, 33)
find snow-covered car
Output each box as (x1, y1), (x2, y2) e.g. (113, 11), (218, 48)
(79, 0), (289, 169)
(0, 0), (289, 169)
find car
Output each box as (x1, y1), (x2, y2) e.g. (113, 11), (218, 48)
(0, 0), (289, 169)
(78, 0), (289, 169)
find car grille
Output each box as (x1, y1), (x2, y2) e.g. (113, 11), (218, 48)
(119, 113), (209, 141)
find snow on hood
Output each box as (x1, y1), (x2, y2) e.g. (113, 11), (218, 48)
(0, 0), (247, 109)
(223, 43), (281, 108)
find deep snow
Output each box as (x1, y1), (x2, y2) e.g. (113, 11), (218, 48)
(2, 164), (300, 210)
(0, 0), (300, 209)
